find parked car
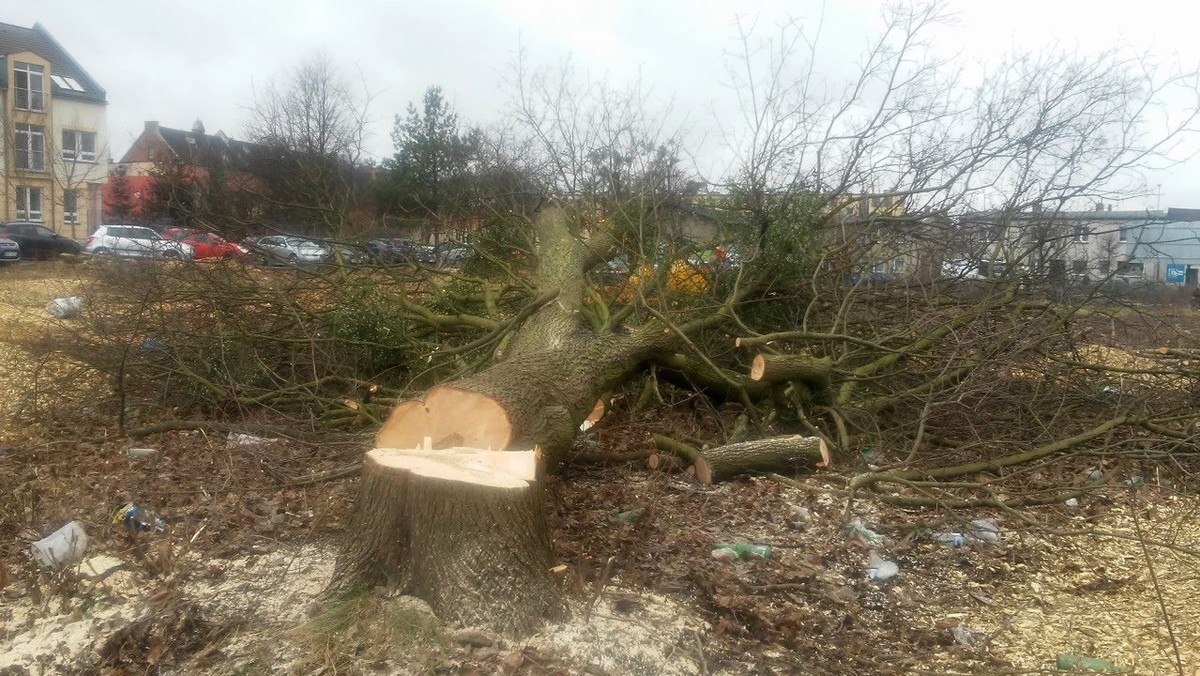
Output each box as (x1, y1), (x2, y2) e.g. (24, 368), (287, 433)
(244, 235), (330, 264)
(365, 238), (399, 262)
(0, 236), (21, 264)
(434, 241), (472, 266)
(85, 225), (194, 260)
(324, 240), (371, 265)
(163, 228), (250, 260)
(366, 238), (436, 264)
(0, 221), (84, 259)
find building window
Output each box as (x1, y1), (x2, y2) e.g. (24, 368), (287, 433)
(1071, 260), (1087, 274)
(15, 124), (46, 171)
(1098, 259), (1111, 275)
(892, 257), (906, 273)
(1075, 225), (1090, 243)
(14, 62), (45, 111)
(1118, 227), (1128, 243)
(871, 261), (887, 274)
(1117, 261), (1143, 276)
(63, 190), (79, 224)
(17, 187), (43, 221)
(62, 130), (97, 162)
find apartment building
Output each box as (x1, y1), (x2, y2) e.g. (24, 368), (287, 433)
(0, 22), (108, 237)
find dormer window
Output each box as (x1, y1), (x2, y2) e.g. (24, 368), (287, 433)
(14, 62), (45, 111)
(49, 74), (86, 92)
(62, 130), (97, 162)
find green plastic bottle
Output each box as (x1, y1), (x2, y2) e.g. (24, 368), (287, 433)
(712, 542), (772, 559)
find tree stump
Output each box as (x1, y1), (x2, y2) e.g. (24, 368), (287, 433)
(328, 445), (561, 636)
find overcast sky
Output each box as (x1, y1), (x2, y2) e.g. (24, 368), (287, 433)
(9, 0), (1200, 208)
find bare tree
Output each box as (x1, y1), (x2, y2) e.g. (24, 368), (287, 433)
(244, 52), (372, 237)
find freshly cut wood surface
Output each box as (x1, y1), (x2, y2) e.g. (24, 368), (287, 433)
(369, 446), (538, 487)
(375, 387), (513, 451)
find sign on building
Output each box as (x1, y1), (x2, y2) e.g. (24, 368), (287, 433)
(1166, 263), (1186, 283)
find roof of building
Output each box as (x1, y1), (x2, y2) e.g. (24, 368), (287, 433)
(120, 121), (260, 169)
(0, 21), (106, 103)
(963, 208), (1167, 223)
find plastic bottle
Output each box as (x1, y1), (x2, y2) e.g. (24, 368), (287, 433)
(711, 542), (773, 559)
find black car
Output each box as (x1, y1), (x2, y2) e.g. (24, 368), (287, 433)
(0, 222), (84, 260)
(367, 238), (436, 264)
(433, 241), (471, 266)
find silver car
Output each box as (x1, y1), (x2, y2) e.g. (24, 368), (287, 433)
(85, 225), (194, 260)
(0, 236), (20, 264)
(244, 235), (330, 264)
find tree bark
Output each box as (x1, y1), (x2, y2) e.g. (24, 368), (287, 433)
(328, 447), (561, 635)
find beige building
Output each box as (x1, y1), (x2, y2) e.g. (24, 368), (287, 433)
(0, 22), (108, 237)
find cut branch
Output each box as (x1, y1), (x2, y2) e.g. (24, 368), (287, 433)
(702, 435), (830, 483)
(749, 353), (833, 386)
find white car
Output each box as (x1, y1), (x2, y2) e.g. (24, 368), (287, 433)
(244, 235), (330, 264)
(85, 225), (194, 260)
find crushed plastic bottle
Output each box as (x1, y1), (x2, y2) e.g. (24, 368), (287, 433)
(950, 626), (985, 645)
(138, 335), (165, 354)
(970, 518), (1001, 544)
(127, 447), (159, 460)
(845, 519), (885, 548)
(1055, 653), (1121, 672)
(933, 532), (968, 546)
(712, 542), (773, 560)
(609, 507), (646, 524)
(933, 518), (1001, 547)
(867, 550), (898, 581)
(47, 296), (83, 319)
(1122, 476), (1144, 487)
(113, 503), (165, 532)
(227, 432), (277, 446)
(1065, 498), (1081, 509)
(1087, 468), (1103, 481)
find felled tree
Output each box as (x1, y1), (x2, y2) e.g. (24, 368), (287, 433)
(327, 206), (744, 631)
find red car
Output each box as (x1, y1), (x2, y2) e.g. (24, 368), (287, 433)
(163, 228), (250, 260)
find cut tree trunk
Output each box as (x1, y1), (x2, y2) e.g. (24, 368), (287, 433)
(375, 343), (649, 466)
(327, 446), (561, 635)
(702, 435), (830, 483)
(329, 207), (736, 635)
